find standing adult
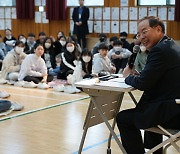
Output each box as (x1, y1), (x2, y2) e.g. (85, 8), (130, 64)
(116, 16), (180, 154)
(72, 0), (89, 49)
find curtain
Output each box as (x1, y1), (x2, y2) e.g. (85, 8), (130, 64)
(46, 0), (67, 20)
(175, 0), (180, 21)
(16, 0), (34, 19)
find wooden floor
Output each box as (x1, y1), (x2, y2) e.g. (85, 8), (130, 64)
(0, 84), (179, 154)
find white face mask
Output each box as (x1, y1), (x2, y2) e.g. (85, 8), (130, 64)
(15, 46), (24, 54)
(67, 46), (75, 53)
(82, 56), (91, 63)
(114, 46), (122, 51)
(45, 43), (51, 49)
(140, 45), (146, 52)
(60, 40), (66, 46)
(20, 38), (26, 44)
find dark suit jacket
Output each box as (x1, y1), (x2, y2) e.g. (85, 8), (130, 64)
(72, 6), (89, 35)
(125, 36), (180, 129)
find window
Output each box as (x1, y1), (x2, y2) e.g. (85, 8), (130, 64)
(138, 0), (175, 6)
(67, 0), (104, 6)
(0, 0), (16, 6)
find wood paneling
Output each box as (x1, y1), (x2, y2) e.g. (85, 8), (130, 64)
(0, 0), (179, 40)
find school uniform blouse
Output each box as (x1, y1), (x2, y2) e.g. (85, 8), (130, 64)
(18, 54), (47, 80)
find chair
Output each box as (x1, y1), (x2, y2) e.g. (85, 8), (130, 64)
(145, 99), (180, 154)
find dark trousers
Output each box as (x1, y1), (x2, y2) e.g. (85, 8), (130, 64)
(116, 108), (180, 154)
(76, 28), (87, 49)
(24, 75), (53, 84)
(113, 58), (128, 73)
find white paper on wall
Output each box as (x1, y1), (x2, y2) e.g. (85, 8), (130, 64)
(11, 8), (16, 19)
(164, 21), (167, 34)
(70, 20), (74, 33)
(0, 8), (4, 19)
(89, 8), (94, 20)
(0, 19), (4, 30)
(129, 7), (137, 20)
(5, 8), (11, 19)
(5, 19), (11, 29)
(120, 7), (128, 20)
(70, 8), (74, 20)
(120, 21), (128, 33)
(94, 8), (102, 20)
(111, 7), (119, 20)
(129, 21), (137, 34)
(102, 21), (110, 33)
(35, 12), (42, 23)
(121, 0), (128, 6)
(168, 7), (174, 21)
(42, 12), (49, 23)
(111, 21), (119, 34)
(88, 20), (93, 33)
(35, 0), (41, 6)
(139, 7), (147, 19)
(94, 20), (102, 33)
(103, 7), (110, 20)
(42, 0), (46, 6)
(148, 7), (157, 17)
(158, 7), (167, 20)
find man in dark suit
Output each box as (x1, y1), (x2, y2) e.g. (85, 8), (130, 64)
(72, 0), (89, 49)
(116, 16), (180, 154)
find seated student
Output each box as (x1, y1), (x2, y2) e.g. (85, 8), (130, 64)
(92, 43), (116, 76)
(57, 38), (81, 80)
(18, 43), (53, 84)
(80, 48), (93, 78)
(54, 35), (66, 56)
(42, 37), (57, 76)
(134, 45), (149, 73)
(0, 35), (6, 70)
(1, 41), (26, 81)
(36, 32), (46, 44)
(24, 32), (36, 54)
(108, 36), (118, 50)
(18, 34), (26, 44)
(119, 31), (130, 50)
(129, 34), (141, 53)
(91, 33), (108, 55)
(3, 29), (16, 53)
(108, 40), (132, 73)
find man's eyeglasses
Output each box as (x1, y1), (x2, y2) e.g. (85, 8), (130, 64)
(136, 29), (151, 39)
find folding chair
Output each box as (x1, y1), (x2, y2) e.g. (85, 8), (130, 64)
(145, 99), (180, 154)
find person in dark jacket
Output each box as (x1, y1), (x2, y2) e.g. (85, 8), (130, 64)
(57, 39), (81, 80)
(42, 37), (56, 76)
(116, 16), (180, 154)
(72, 0), (89, 49)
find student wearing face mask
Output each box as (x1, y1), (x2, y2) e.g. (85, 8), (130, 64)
(42, 37), (57, 76)
(54, 35), (66, 56)
(134, 45), (149, 73)
(108, 40), (132, 73)
(57, 39), (81, 79)
(18, 34), (26, 44)
(80, 48), (93, 78)
(120, 31), (130, 50)
(1, 41), (26, 81)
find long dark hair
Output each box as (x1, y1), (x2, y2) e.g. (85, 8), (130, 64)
(80, 48), (92, 74)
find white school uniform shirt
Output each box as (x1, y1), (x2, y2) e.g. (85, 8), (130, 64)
(18, 54), (47, 80)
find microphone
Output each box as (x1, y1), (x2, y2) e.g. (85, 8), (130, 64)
(128, 45), (140, 69)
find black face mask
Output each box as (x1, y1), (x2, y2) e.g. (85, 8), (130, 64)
(121, 38), (126, 42)
(100, 37), (105, 42)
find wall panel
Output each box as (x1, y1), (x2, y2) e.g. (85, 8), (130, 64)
(0, 0), (179, 40)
